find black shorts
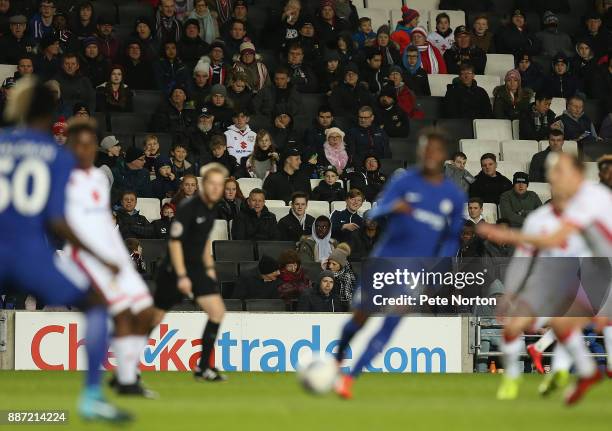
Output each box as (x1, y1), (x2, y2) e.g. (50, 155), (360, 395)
(154, 263), (219, 311)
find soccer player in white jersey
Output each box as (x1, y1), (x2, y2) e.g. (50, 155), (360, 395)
(63, 119), (157, 397)
(479, 153), (612, 405)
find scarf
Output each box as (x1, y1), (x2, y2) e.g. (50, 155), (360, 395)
(417, 43), (439, 74)
(213, 0), (232, 23)
(532, 105), (549, 131)
(311, 222), (333, 262)
(190, 9), (217, 43)
(291, 209), (306, 230)
(395, 23), (414, 34)
(323, 142), (348, 172)
(334, 264), (356, 302)
(436, 28), (452, 38)
(402, 48), (423, 74)
(279, 266), (306, 283)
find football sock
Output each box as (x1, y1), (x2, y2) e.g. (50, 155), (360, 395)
(198, 320), (220, 371)
(560, 330), (596, 378)
(501, 334), (522, 379)
(603, 325), (612, 371)
(534, 329), (556, 353)
(84, 306), (109, 388)
(335, 318), (361, 363)
(551, 343), (572, 372)
(112, 337), (135, 384)
(350, 315), (401, 378)
(129, 335), (148, 377)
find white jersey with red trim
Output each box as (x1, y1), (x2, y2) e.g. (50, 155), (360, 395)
(514, 203), (592, 258)
(63, 167), (152, 315)
(224, 125), (256, 160)
(562, 181), (612, 257)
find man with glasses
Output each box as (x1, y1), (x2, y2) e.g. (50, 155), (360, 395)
(0, 14), (35, 64)
(443, 63), (492, 119)
(347, 106), (391, 167)
(29, 0), (56, 42)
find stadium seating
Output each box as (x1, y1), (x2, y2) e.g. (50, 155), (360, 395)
(237, 177), (263, 197)
(238, 261), (259, 276)
(0, 64), (16, 83)
(459, 139), (500, 161)
(133, 91), (164, 115)
(362, 0), (403, 9)
(307, 200), (332, 219)
(354, 7), (390, 29)
(474, 75), (501, 98)
(496, 161), (527, 178)
(210, 220), (229, 243)
(500, 140), (539, 162)
(428, 74), (457, 97)
(256, 241), (296, 260)
(484, 54), (516, 82)
(244, 299), (287, 312)
(390, 8), (429, 27)
(110, 113), (150, 134)
(437, 119), (474, 150)
(268, 206), (290, 221)
(539, 140), (578, 156)
(584, 162), (599, 182)
(550, 98), (567, 117)
(529, 182), (552, 203)
(473, 119), (513, 141)
(136, 197), (161, 221)
(223, 299), (244, 311)
(213, 240), (255, 261)
(266, 199), (287, 208)
(415, 97), (442, 120)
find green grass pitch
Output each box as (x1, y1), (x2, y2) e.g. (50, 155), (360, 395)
(1, 371), (611, 431)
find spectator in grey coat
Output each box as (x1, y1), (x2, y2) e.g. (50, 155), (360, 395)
(498, 172), (542, 227)
(444, 151), (475, 192)
(536, 11), (574, 57)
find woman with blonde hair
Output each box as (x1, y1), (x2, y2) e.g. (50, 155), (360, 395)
(171, 174), (199, 205)
(492, 69), (533, 120)
(241, 130), (279, 180)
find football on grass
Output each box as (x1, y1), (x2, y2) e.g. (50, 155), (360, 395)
(297, 354), (339, 394)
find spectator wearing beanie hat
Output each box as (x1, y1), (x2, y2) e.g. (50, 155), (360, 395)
(35, 34), (61, 81)
(132, 16), (159, 62)
(515, 51), (545, 94)
(81, 36), (111, 88)
(317, 127), (350, 176)
(317, 50), (344, 95)
(190, 57), (212, 108)
(324, 245), (356, 311)
(219, 0), (250, 38)
(328, 62), (375, 119)
(499, 172), (542, 228)
(122, 38), (156, 91)
(204, 83), (234, 130)
(492, 69), (533, 120)
(95, 15), (120, 63)
(178, 18), (210, 71)
(495, 9), (541, 57)
(96, 135), (122, 170)
(542, 53), (581, 98)
(386, 65), (424, 119)
(151, 84), (196, 136)
(344, 154), (386, 202)
(232, 254), (282, 301)
(232, 41), (270, 92)
(151, 157), (180, 201)
(297, 270), (339, 312)
(298, 17), (324, 65)
(315, 0), (349, 47)
(207, 39), (230, 86)
(409, 26), (447, 74)
(536, 11), (573, 58)
(52, 116), (67, 145)
(150, 201), (176, 239)
(111, 146), (154, 203)
(377, 84), (410, 137)
(391, 5), (420, 55)
(577, 12), (611, 60)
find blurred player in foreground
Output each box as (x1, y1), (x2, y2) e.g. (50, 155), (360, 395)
(334, 129), (466, 399)
(0, 77), (130, 422)
(152, 163), (228, 381)
(62, 119), (157, 398)
(479, 153), (612, 405)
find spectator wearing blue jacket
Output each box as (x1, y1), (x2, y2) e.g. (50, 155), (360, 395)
(330, 188), (365, 243)
(346, 106), (391, 168)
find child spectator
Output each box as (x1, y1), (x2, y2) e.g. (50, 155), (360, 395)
(466, 197), (485, 224)
(374, 25), (401, 70)
(345, 155), (387, 202)
(143, 134), (161, 178)
(311, 166), (346, 202)
(391, 5), (421, 55)
(151, 157), (180, 200)
(206, 134), (240, 177)
(240, 130), (279, 180)
(151, 202), (175, 239)
(516, 52), (545, 94)
(226, 71), (255, 114)
(536, 11), (573, 57)
(428, 12), (454, 54)
(207, 39), (230, 86)
(171, 174), (199, 206)
(352, 17), (376, 49)
(95, 65), (134, 113)
(224, 109), (256, 163)
(386, 66), (424, 119)
(170, 142), (195, 179)
(277, 249), (311, 305)
(204, 84), (234, 130)
(52, 116), (67, 145)
(445, 151), (475, 192)
(325, 244), (356, 311)
(471, 15), (495, 53)
(217, 178), (244, 221)
(330, 188), (364, 243)
(125, 238), (146, 274)
(542, 53), (580, 98)
(377, 86), (410, 137)
(402, 45), (431, 96)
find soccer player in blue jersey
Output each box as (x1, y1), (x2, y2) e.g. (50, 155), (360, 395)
(0, 77), (131, 422)
(333, 128), (466, 399)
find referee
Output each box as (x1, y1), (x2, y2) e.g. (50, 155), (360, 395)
(153, 163), (228, 381)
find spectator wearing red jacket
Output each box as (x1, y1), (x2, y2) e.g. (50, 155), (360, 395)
(391, 5), (420, 55)
(277, 249), (311, 305)
(386, 66), (424, 120)
(410, 26), (447, 74)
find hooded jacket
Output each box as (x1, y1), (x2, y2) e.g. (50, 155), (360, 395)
(297, 222), (338, 262)
(536, 26), (573, 58)
(542, 57), (580, 98)
(277, 208), (315, 243)
(345, 156), (387, 202)
(231, 205), (279, 241)
(468, 171), (513, 204)
(492, 85), (534, 120)
(444, 77), (492, 119)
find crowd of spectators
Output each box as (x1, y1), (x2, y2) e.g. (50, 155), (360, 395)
(1, 0), (611, 311)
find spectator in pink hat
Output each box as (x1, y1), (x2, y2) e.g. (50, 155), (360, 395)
(492, 69), (533, 120)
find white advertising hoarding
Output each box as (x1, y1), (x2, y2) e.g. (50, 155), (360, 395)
(14, 312), (462, 372)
